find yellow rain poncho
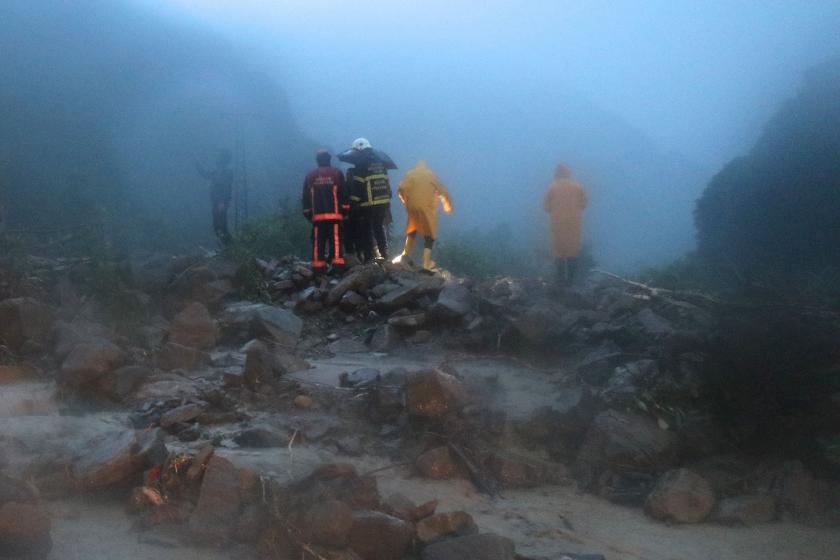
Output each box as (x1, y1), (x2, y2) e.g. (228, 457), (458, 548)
(543, 164), (588, 258)
(398, 161), (452, 239)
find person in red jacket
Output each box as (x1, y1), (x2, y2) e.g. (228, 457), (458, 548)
(303, 150), (350, 275)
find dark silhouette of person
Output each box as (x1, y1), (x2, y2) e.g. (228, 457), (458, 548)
(196, 150), (234, 246)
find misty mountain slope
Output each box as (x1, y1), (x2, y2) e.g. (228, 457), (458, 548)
(0, 0), (316, 248)
(696, 57), (840, 285)
(358, 86), (711, 270)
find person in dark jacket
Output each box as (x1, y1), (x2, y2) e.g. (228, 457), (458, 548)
(303, 150), (350, 275)
(196, 150), (234, 246)
(346, 138), (392, 262)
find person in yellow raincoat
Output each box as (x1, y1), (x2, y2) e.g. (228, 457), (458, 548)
(543, 163), (587, 282)
(394, 161), (453, 269)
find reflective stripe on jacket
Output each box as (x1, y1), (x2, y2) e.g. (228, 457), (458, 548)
(302, 166), (349, 222)
(348, 160), (392, 208)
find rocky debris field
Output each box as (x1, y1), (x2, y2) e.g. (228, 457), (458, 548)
(1, 252), (839, 559)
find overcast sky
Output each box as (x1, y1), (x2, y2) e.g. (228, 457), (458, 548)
(137, 0), (840, 168)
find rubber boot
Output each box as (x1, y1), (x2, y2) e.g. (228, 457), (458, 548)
(422, 248), (436, 270)
(394, 235), (415, 264)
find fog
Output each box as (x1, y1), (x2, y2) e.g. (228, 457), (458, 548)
(4, 0), (840, 269)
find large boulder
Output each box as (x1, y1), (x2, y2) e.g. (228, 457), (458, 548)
(519, 386), (598, 453)
(189, 456), (242, 545)
(347, 510), (415, 560)
(0, 297), (53, 352)
(221, 302), (303, 347)
(327, 266), (384, 306)
(0, 502), (52, 559)
(415, 447), (465, 480)
(577, 410), (677, 475)
(60, 340), (124, 387)
(645, 468), (716, 523)
(168, 302), (218, 350)
(169, 259), (238, 307)
(71, 429), (166, 489)
(421, 533), (516, 560)
(431, 283), (474, 320)
(304, 500), (354, 548)
(405, 370), (468, 420)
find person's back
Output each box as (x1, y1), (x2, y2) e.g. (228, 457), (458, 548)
(400, 161), (446, 211)
(347, 142), (392, 262)
(396, 161), (452, 269)
(544, 163), (587, 281)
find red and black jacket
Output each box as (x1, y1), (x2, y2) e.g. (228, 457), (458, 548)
(302, 166), (349, 222)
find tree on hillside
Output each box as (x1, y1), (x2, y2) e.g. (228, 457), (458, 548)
(695, 57), (840, 291)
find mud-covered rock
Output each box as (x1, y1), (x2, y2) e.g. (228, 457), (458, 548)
(416, 511), (477, 543)
(0, 364), (39, 385)
(713, 495), (776, 525)
(484, 452), (570, 489)
(304, 500), (354, 548)
(405, 370), (467, 420)
(416, 447), (465, 480)
(0, 297), (54, 352)
(0, 502), (52, 559)
(348, 510), (415, 560)
(645, 468), (715, 523)
(189, 455), (241, 545)
(60, 340), (124, 387)
(71, 429), (166, 489)
(169, 302), (218, 350)
(421, 533), (516, 560)
(156, 342), (209, 371)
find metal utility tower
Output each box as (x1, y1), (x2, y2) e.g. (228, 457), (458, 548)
(224, 111), (266, 232)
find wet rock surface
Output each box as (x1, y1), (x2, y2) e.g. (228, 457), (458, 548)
(2, 253), (840, 559)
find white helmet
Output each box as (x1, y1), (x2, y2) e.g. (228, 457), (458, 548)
(352, 137), (372, 151)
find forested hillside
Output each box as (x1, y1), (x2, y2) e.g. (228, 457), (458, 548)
(695, 57), (840, 295)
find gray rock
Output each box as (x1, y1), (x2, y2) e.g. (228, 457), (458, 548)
(160, 403), (205, 428)
(339, 368), (381, 389)
(432, 282), (474, 319)
(575, 341), (623, 385)
(635, 308), (675, 337)
(71, 429), (166, 489)
(235, 426), (286, 448)
(221, 302), (303, 347)
(340, 290), (368, 312)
